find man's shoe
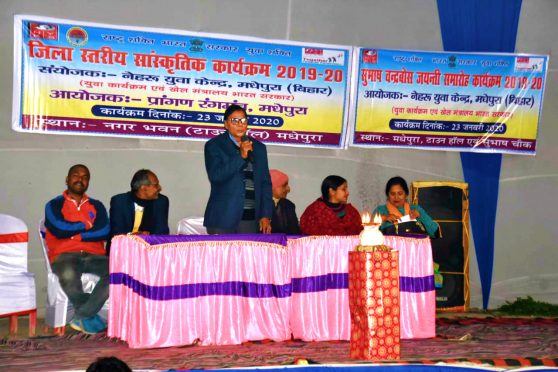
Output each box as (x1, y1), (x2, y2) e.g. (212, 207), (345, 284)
(70, 315), (106, 334)
(90, 314), (107, 332)
(81, 315), (107, 334)
(69, 318), (86, 333)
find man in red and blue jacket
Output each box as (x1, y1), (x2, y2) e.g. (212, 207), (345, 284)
(45, 164), (110, 334)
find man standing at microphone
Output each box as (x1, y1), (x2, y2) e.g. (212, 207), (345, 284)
(203, 104), (273, 234)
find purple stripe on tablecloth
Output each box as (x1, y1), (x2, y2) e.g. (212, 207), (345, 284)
(400, 275), (435, 292)
(110, 273), (292, 300)
(141, 233), (287, 246)
(110, 272), (434, 301)
(292, 273), (435, 293)
(292, 273), (348, 292)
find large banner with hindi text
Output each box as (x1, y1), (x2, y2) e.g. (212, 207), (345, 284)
(351, 48), (548, 155)
(12, 15), (352, 148)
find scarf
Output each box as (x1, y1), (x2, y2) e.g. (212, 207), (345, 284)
(386, 200), (411, 217)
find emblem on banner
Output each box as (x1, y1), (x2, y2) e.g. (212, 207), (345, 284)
(448, 55), (456, 68)
(29, 23), (58, 40)
(66, 27), (88, 47)
(190, 39), (204, 52)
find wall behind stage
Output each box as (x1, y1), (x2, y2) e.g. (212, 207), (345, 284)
(0, 0), (556, 315)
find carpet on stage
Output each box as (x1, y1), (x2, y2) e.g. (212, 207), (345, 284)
(0, 317), (557, 371)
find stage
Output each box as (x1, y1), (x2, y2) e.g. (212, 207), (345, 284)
(1, 316), (557, 371)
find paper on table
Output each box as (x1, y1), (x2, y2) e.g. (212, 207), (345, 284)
(398, 214), (416, 223)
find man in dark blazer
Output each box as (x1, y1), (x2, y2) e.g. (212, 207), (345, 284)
(109, 169), (169, 249)
(204, 104), (273, 234)
(269, 169), (300, 235)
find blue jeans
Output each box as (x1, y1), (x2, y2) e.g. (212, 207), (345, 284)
(51, 252), (109, 319)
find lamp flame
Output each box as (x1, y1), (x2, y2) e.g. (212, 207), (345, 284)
(373, 213), (382, 225)
(361, 211), (371, 225)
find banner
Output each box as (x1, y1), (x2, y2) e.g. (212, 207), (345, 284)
(12, 15), (352, 148)
(351, 48), (548, 155)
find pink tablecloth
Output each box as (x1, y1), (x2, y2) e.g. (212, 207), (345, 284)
(289, 235), (435, 341)
(108, 234), (434, 348)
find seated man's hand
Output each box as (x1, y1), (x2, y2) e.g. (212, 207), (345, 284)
(259, 217), (271, 234)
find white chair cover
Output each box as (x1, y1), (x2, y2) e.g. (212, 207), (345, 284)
(0, 214), (29, 273)
(177, 217), (207, 235)
(0, 273), (36, 314)
(0, 214), (36, 315)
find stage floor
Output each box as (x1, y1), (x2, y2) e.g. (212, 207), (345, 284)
(1, 316), (557, 371)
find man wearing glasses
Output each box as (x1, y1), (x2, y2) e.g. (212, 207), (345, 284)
(108, 169), (170, 249)
(204, 104), (273, 234)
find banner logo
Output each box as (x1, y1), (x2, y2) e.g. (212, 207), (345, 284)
(29, 23), (58, 40)
(302, 48), (344, 65)
(362, 49), (377, 64)
(515, 56), (544, 72)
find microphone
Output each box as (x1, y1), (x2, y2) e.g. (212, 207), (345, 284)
(240, 135), (253, 161)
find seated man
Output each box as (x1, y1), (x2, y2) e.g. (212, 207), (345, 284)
(109, 169), (169, 244)
(45, 164), (110, 334)
(270, 169), (300, 234)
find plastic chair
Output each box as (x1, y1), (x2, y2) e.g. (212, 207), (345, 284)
(39, 219), (108, 335)
(0, 214), (37, 337)
(177, 217), (207, 235)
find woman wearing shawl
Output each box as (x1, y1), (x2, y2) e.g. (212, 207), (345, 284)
(300, 175), (362, 236)
(373, 176), (439, 238)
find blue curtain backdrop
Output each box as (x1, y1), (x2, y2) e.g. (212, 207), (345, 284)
(436, 0), (523, 309)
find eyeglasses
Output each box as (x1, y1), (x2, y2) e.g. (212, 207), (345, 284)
(228, 117), (248, 126)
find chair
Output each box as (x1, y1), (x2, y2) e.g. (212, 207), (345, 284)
(177, 217), (207, 235)
(0, 214), (37, 337)
(39, 219), (108, 335)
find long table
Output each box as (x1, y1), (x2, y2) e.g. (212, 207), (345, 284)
(108, 234), (435, 348)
